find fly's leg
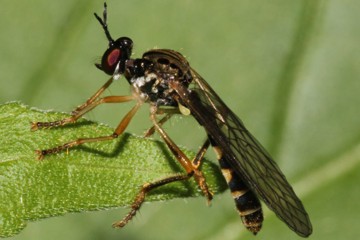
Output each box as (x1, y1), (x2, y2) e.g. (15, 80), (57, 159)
(149, 106), (213, 202)
(143, 108), (211, 167)
(30, 77), (133, 130)
(143, 107), (181, 138)
(112, 105), (213, 228)
(71, 76), (114, 115)
(112, 173), (192, 228)
(35, 102), (141, 160)
(192, 139), (210, 169)
(144, 113), (173, 138)
(114, 137), (212, 228)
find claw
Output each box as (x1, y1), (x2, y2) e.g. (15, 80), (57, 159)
(30, 122), (40, 131)
(35, 150), (45, 160)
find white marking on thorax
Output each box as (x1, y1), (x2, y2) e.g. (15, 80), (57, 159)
(131, 73), (157, 88)
(131, 73), (158, 101)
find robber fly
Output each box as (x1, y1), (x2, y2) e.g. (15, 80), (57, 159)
(31, 3), (312, 237)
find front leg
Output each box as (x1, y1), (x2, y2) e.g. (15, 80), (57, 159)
(30, 76), (133, 130)
(31, 95), (134, 131)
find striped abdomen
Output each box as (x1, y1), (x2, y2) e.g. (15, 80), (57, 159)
(214, 146), (263, 234)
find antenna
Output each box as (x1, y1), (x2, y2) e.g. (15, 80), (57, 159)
(94, 2), (114, 44)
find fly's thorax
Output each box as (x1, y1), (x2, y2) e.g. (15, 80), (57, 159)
(128, 49), (193, 107)
(142, 49), (193, 87)
(130, 72), (177, 106)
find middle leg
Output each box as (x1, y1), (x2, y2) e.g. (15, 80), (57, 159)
(35, 102), (142, 160)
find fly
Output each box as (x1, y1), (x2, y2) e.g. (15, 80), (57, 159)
(31, 3), (312, 237)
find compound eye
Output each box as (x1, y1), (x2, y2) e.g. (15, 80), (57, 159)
(100, 47), (121, 75)
(107, 48), (120, 67)
(96, 37), (133, 75)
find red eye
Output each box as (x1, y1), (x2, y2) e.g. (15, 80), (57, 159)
(97, 36), (133, 75)
(107, 48), (120, 67)
(98, 48), (122, 75)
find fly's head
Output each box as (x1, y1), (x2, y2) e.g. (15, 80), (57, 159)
(94, 3), (133, 77)
(95, 36), (133, 76)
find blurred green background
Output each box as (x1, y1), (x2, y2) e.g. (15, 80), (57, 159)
(1, 0), (360, 239)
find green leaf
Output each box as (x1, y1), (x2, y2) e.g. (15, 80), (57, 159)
(0, 102), (226, 237)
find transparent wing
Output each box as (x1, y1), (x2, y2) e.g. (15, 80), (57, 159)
(175, 68), (312, 237)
